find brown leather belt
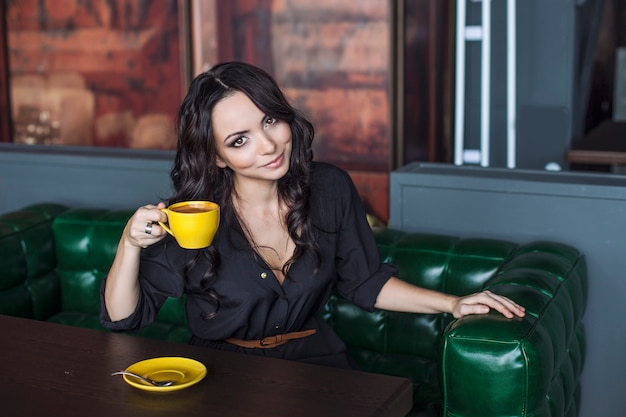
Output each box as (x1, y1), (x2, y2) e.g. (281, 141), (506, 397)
(225, 329), (316, 349)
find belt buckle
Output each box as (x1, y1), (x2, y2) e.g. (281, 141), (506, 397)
(259, 335), (279, 346)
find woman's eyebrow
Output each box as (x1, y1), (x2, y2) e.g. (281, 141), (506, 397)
(224, 130), (248, 143)
(223, 115), (268, 143)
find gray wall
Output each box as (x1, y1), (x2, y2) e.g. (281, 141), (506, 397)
(0, 145), (175, 214)
(390, 162), (626, 417)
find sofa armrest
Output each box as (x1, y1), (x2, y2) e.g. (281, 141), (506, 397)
(441, 241), (587, 417)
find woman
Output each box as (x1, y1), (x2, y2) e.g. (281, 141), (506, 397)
(101, 61), (524, 369)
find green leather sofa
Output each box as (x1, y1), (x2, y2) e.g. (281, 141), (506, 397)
(0, 203), (587, 417)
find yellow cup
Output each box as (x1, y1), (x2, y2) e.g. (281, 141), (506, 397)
(158, 201), (220, 249)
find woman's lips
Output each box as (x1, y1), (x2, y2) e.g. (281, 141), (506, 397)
(262, 152), (285, 169)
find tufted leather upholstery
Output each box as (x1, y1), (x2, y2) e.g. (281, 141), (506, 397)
(0, 204), (587, 417)
(0, 203), (191, 342)
(0, 203), (68, 319)
(322, 228), (587, 417)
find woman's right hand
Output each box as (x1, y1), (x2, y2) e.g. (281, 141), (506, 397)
(123, 202), (168, 249)
(104, 202), (168, 321)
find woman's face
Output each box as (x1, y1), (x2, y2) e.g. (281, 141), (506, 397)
(212, 91), (292, 185)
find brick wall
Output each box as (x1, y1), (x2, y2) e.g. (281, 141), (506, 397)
(7, 0), (185, 149)
(6, 0), (391, 220)
(220, 0), (391, 220)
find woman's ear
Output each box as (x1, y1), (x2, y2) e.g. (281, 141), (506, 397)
(215, 155), (227, 169)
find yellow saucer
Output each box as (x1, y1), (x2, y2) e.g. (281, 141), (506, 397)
(122, 357), (207, 392)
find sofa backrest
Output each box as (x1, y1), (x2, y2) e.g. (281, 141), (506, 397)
(51, 208), (188, 328)
(0, 203), (69, 319)
(53, 209), (133, 315)
(323, 227), (520, 358)
(321, 228), (522, 402)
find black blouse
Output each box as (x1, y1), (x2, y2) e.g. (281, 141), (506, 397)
(100, 162), (397, 368)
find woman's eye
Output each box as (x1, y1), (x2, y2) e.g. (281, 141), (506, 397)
(264, 117), (276, 127)
(231, 136), (248, 148)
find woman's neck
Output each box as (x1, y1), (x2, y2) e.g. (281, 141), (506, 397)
(232, 178), (293, 284)
(232, 177), (280, 210)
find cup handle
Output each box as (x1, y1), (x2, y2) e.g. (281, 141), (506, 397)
(158, 208), (174, 236)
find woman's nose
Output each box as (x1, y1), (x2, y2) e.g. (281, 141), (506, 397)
(259, 133), (277, 154)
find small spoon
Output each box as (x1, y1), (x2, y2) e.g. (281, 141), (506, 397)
(111, 371), (174, 387)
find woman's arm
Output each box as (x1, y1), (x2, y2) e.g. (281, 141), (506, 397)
(103, 203), (167, 321)
(374, 276), (525, 319)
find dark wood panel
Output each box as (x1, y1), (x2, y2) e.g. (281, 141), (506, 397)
(583, 0), (626, 134)
(0, 1), (11, 142)
(398, 0), (453, 166)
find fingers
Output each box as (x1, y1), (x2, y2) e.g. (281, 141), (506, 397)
(456, 303), (490, 317)
(490, 291), (526, 317)
(125, 204), (168, 248)
(482, 291), (525, 318)
(455, 291), (526, 319)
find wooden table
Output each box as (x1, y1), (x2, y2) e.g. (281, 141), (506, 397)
(1, 315), (412, 417)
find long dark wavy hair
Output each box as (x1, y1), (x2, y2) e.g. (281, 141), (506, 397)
(169, 62), (319, 317)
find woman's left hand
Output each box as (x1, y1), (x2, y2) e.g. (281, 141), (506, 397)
(451, 290), (526, 319)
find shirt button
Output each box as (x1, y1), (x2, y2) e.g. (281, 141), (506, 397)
(260, 272), (268, 279)
(275, 325), (280, 329)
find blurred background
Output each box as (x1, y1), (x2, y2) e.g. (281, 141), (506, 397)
(0, 0), (624, 221)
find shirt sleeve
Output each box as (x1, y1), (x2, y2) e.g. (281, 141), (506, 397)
(99, 236), (187, 332)
(325, 166), (397, 312)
